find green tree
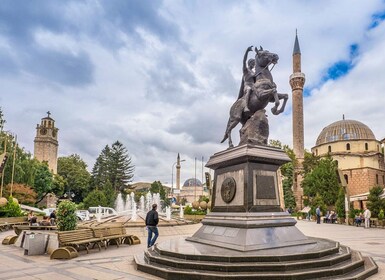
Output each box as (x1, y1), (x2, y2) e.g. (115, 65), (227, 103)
(57, 154), (91, 203)
(302, 156), (339, 207)
(302, 151), (320, 176)
(33, 163), (54, 202)
(150, 181), (168, 206)
(90, 145), (110, 189)
(91, 141), (135, 192)
(281, 162), (296, 210)
(335, 187), (346, 219)
(367, 186), (384, 218)
(103, 180), (116, 208)
(83, 189), (108, 209)
(310, 193), (327, 216)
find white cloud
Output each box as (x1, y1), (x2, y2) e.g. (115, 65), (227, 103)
(1, 0), (385, 185)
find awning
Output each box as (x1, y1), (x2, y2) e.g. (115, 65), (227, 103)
(349, 193), (369, 202)
(300, 206), (311, 213)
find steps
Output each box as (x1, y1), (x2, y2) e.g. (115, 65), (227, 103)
(135, 237), (378, 280)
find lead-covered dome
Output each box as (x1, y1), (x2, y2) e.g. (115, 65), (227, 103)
(183, 178), (202, 187)
(316, 119), (376, 146)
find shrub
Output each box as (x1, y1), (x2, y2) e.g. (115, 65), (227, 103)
(379, 209), (384, 221)
(0, 196), (23, 217)
(184, 205), (206, 215)
(57, 200), (77, 231)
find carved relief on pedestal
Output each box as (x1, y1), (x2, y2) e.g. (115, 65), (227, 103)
(221, 177), (237, 203)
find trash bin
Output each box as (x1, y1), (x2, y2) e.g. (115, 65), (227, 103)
(23, 232), (47, 255)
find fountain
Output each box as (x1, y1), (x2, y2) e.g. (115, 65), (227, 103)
(165, 206), (171, 221)
(115, 193), (125, 213)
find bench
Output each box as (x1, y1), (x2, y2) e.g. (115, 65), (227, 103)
(370, 218), (378, 228)
(14, 225), (57, 235)
(56, 228), (103, 253)
(91, 227), (140, 247)
(0, 217), (29, 232)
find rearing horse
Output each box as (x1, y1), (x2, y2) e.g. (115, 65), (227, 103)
(221, 46), (288, 148)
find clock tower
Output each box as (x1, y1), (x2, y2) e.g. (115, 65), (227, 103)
(34, 111), (59, 174)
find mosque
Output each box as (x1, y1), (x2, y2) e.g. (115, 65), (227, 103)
(290, 34), (385, 211)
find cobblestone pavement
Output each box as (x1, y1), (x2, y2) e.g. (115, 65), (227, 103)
(0, 220), (383, 279)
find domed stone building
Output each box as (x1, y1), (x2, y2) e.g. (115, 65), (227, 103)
(179, 178), (209, 204)
(311, 118), (385, 209)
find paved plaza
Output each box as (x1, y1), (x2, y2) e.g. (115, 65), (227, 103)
(0, 220), (384, 280)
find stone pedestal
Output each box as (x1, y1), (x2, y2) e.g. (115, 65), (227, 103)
(187, 144), (313, 251)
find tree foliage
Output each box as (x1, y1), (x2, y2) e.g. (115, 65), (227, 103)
(57, 200), (78, 231)
(367, 186), (384, 218)
(83, 189), (108, 209)
(335, 187), (346, 218)
(33, 163), (54, 202)
(91, 141), (134, 192)
(3, 183), (37, 205)
(150, 181), (168, 206)
(302, 156), (339, 206)
(57, 154), (91, 203)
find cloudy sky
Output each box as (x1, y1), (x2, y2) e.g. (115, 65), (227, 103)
(1, 0), (385, 185)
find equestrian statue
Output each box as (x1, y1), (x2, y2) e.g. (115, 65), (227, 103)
(221, 46), (288, 147)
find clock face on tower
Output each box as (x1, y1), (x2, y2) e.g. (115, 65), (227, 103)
(40, 128), (47, 135)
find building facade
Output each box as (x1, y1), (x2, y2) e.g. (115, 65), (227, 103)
(33, 112), (59, 174)
(311, 118), (385, 209)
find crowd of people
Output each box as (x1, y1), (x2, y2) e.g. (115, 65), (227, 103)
(323, 210), (338, 224)
(27, 210), (56, 226)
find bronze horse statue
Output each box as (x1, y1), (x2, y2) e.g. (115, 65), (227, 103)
(221, 46), (288, 147)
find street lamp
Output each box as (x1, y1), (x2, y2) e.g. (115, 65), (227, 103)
(171, 159), (186, 194)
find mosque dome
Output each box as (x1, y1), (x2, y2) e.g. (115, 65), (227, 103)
(183, 178), (202, 187)
(315, 119), (376, 146)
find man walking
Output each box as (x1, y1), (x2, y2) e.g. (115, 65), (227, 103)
(364, 207), (371, 229)
(316, 206), (321, 224)
(145, 204), (159, 248)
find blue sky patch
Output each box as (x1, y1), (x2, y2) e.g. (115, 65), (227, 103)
(369, 10), (385, 29)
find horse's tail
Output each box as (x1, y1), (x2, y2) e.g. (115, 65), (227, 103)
(220, 118), (231, 143)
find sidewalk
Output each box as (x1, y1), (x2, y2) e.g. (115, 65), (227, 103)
(0, 221), (383, 279)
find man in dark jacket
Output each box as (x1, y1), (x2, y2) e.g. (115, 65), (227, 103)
(145, 204), (159, 248)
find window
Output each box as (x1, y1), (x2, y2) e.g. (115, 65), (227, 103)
(365, 143), (368, 151)
(328, 146), (332, 153)
(344, 174), (348, 184)
(376, 174), (379, 185)
(315, 149), (318, 156)
(346, 143), (350, 151)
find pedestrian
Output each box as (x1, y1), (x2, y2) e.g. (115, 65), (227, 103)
(316, 206), (321, 224)
(364, 207), (371, 229)
(50, 210), (56, 225)
(145, 204), (159, 248)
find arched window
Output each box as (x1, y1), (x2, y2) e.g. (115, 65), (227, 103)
(344, 174), (348, 184)
(346, 143), (350, 151)
(365, 143), (368, 151)
(328, 146), (332, 153)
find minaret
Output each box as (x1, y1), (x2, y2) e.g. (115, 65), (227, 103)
(34, 112), (59, 174)
(176, 153), (181, 190)
(289, 32), (306, 210)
